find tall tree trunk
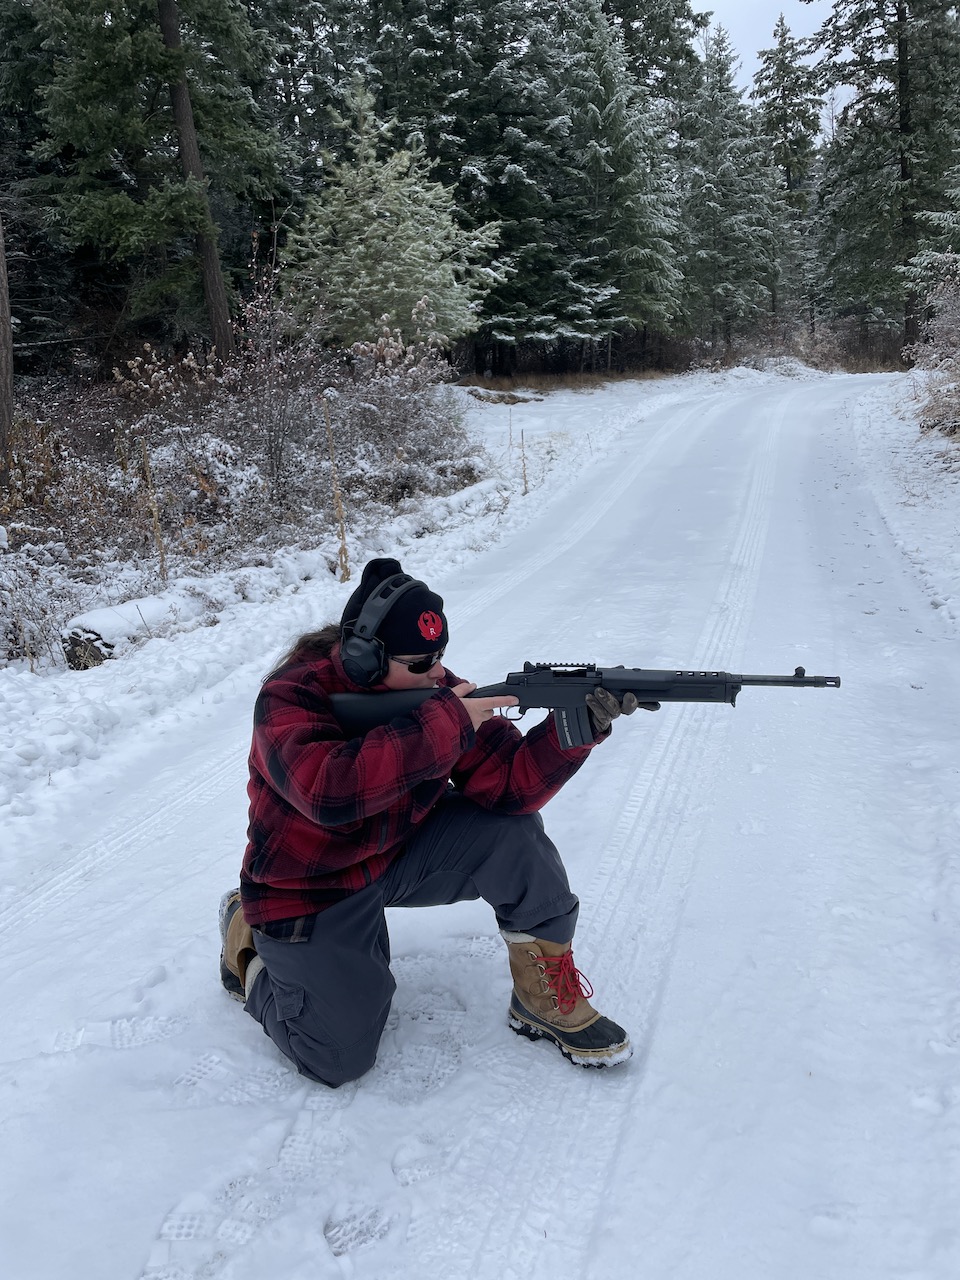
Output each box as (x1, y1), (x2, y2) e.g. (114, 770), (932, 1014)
(896, 1), (919, 348)
(156, 0), (235, 360)
(0, 211), (12, 491)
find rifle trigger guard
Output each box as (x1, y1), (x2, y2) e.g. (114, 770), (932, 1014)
(502, 706), (525, 722)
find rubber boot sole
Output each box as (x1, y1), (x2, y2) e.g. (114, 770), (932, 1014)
(507, 998), (632, 1069)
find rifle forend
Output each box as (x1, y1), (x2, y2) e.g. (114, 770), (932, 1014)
(327, 662), (841, 750)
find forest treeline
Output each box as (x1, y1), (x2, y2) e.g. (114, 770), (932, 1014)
(1, 0), (959, 385)
(2, 0), (960, 667)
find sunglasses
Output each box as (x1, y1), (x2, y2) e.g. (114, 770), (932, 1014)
(389, 649), (446, 674)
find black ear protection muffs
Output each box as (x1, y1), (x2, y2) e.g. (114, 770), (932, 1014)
(339, 573), (426, 686)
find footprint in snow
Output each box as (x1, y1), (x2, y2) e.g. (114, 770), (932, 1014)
(391, 1133), (452, 1187)
(277, 1108), (349, 1180)
(141, 1181), (292, 1280)
(323, 1203), (395, 1257)
(172, 1052), (300, 1107)
(464, 934), (502, 960)
(368, 985), (467, 1104)
(49, 1014), (186, 1053)
(273, 1078), (358, 1180)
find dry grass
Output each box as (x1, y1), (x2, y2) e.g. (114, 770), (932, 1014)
(457, 368), (668, 395)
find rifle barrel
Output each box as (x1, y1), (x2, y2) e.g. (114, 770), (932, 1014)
(738, 672), (841, 688)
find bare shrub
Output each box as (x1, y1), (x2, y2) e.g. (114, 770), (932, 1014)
(0, 282), (484, 667)
(0, 550), (89, 669)
(904, 258), (960, 436)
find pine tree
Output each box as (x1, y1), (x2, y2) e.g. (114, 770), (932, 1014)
(906, 168), (960, 291)
(415, 0), (585, 372)
(751, 15), (824, 331)
(365, 0), (461, 162)
(677, 28), (781, 351)
(0, 210), (11, 485)
(806, 0), (960, 348)
(27, 0), (284, 347)
(556, 0), (680, 358)
(283, 83), (500, 345)
(0, 0), (80, 356)
(752, 15), (822, 204)
(602, 0), (708, 99)
(379, 0), (682, 371)
(250, 0), (367, 195)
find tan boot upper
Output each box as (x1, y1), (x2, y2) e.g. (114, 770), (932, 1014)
(224, 901), (257, 987)
(506, 938), (602, 1032)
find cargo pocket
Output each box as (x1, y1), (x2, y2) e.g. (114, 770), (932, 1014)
(271, 977), (304, 1022)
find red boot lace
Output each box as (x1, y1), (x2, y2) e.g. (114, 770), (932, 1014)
(537, 949), (595, 1015)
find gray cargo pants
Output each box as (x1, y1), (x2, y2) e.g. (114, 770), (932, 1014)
(244, 792), (579, 1087)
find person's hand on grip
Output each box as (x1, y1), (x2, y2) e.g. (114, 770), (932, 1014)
(451, 682), (519, 732)
(585, 687), (660, 735)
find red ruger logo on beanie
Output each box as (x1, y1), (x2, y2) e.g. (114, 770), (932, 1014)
(418, 611), (443, 641)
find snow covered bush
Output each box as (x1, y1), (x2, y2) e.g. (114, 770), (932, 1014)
(0, 289), (484, 668)
(903, 256), (960, 436)
(282, 83), (500, 347)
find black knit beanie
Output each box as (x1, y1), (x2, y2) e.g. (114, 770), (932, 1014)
(340, 558), (449, 655)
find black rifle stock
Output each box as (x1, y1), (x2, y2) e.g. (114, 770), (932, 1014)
(328, 662), (842, 750)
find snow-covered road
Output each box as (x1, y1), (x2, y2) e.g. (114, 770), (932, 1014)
(2, 371), (958, 1280)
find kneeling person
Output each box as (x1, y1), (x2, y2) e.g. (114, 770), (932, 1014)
(220, 557), (641, 1086)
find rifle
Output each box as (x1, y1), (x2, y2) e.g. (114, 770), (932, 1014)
(328, 662), (842, 750)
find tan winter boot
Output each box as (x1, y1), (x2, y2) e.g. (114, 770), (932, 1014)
(503, 933), (631, 1067)
(218, 889), (259, 1001)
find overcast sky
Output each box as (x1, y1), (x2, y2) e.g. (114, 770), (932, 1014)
(697, 0), (826, 89)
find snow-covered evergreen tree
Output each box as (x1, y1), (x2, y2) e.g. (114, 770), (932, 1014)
(251, 0), (368, 195)
(283, 83), (500, 345)
(751, 15), (822, 205)
(602, 0), (707, 98)
(27, 0), (284, 342)
(751, 15), (824, 331)
(677, 28), (781, 352)
(555, 0), (680, 358)
(808, 0), (960, 348)
(364, 0), (462, 164)
(411, 0), (582, 371)
(906, 169), (960, 292)
(379, 0), (683, 371)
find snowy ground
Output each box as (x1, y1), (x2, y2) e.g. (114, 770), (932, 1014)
(1, 366), (958, 1280)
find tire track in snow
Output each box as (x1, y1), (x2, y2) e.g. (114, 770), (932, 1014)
(0, 740), (244, 940)
(452, 391), (733, 626)
(408, 390), (791, 1278)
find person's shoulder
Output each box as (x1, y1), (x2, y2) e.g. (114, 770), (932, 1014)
(263, 653), (340, 702)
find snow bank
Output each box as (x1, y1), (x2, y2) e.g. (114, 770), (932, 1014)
(851, 375), (960, 635)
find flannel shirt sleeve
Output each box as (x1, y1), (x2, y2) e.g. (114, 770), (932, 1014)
(450, 709), (596, 814)
(251, 673), (476, 827)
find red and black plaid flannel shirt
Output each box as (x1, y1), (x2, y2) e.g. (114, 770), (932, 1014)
(240, 646), (596, 927)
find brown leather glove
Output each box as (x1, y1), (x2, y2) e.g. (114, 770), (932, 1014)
(585, 687), (660, 736)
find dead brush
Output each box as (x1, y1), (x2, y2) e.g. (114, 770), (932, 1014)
(904, 271), (960, 437)
(113, 343), (223, 408)
(2, 284), (489, 667)
(458, 368), (666, 395)
(1, 413), (66, 518)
